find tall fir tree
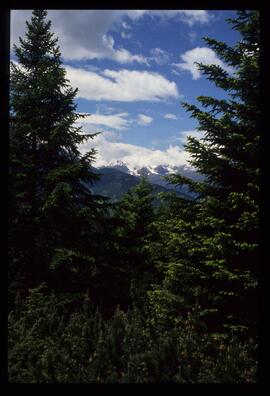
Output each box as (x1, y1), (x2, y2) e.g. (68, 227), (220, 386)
(9, 10), (108, 300)
(115, 176), (158, 307)
(150, 11), (259, 336)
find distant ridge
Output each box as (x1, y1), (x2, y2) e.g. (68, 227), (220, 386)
(91, 160), (203, 201)
(89, 166), (194, 202)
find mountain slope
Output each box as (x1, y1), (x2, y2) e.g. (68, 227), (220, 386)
(96, 161), (203, 199)
(90, 167), (190, 202)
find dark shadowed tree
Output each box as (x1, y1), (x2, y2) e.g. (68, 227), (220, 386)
(9, 10), (109, 301)
(115, 176), (159, 306)
(150, 11), (259, 336)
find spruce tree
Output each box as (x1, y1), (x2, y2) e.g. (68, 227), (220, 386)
(151, 11), (259, 335)
(115, 176), (158, 306)
(9, 10), (106, 299)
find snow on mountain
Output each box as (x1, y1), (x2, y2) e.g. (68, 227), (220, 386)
(103, 160), (198, 179)
(98, 160), (202, 197)
(106, 160), (131, 174)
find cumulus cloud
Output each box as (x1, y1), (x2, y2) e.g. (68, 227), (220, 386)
(78, 112), (131, 130)
(65, 65), (179, 102)
(137, 114), (153, 126)
(79, 133), (190, 168)
(100, 34), (148, 64)
(173, 47), (234, 80)
(11, 10), (212, 64)
(11, 10), (147, 64)
(164, 113), (177, 120)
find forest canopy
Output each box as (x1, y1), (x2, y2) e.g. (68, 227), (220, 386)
(8, 9), (259, 383)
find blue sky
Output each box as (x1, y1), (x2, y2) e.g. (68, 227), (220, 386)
(11, 10), (240, 169)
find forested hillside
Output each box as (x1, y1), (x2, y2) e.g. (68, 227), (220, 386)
(89, 166), (191, 202)
(8, 10), (259, 383)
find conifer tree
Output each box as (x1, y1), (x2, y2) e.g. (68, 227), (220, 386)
(116, 176), (158, 306)
(9, 10), (107, 298)
(151, 11), (259, 335)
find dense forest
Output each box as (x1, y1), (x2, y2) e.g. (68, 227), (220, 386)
(8, 10), (259, 383)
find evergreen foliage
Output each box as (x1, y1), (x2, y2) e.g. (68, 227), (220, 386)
(8, 287), (257, 383)
(8, 10), (259, 383)
(9, 10), (108, 300)
(150, 10), (259, 336)
(114, 176), (158, 306)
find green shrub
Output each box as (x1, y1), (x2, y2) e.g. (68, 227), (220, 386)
(8, 286), (257, 383)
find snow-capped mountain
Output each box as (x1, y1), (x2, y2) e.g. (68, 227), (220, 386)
(90, 166), (183, 203)
(98, 160), (202, 197)
(100, 160), (202, 192)
(104, 160), (198, 178)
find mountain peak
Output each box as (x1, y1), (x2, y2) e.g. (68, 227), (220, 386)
(99, 161), (195, 178)
(107, 160), (131, 174)
(97, 160), (202, 198)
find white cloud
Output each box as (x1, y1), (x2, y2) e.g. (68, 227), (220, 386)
(78, 112), (131, 130)
(126, 10), (212, 26)
(151, 130), (204, 148)
(101, 34), (148, 64)
(164, 113), (177, 120)
(137, 114), (153, 126)
(79, 112), (155, 130)
(173, 47), (234, 80)
(11, 10), (212, 64)
(172, 10), (212, 26)
(176, 130), (206, 145)
(65, 65), (179, 102)
(102, 130), (120, 141)
(150, 47), (170, 65)
(79, 133), (190, 169)
(11, 10), (148, 64)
